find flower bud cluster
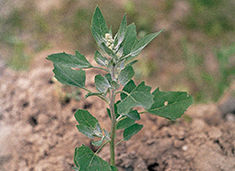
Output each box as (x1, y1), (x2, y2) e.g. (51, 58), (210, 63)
(105, 33), (114, 50)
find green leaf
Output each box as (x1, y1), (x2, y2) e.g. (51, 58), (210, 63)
(85, 92), (104, 99)
(122, 24), (137, 56)
(47, 51), (92, 69)
(120, 80), (136, 100)
(74, 145), (113, 171)
(126, 60), (138, 67)
(53, 64), (85, 88)
(124, 110), (140, 120)
(118, 66), (134, 86)
(117, 81), (154, 114)
(147, 88), (193, 120)
(75, 109), (102, 138)
(123, 123), (143, 141)
(126, 30), (162, 60)
(90, 7), (117, 58)
(116, 117), (135, 130)
(95, 74), (111, 93)
(91, 7), (109, 46)
(104, 73), (112, 83)
(114, 15), (127, 51)
(94, 51), (108, 66)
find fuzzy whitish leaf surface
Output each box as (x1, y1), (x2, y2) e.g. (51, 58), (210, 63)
(95, 74), (111, 93)
(91, 7), (109, 46)
(94, 51), (108, 66)
(75, 109), (102, 138)
(92, 129), (110, 146)
(118, 66), (134, 86)
(74, 145), (114, 171)
(125, 30), (162, 60)
(53, 64), (85, 88)
(116, 117), (135, 130)
(117, 81), (153, 114)
(123, 110), (140, 120)
(92, 136), (105, 147)
(147, 88), (193, 120)
(47, 51), (92, 69)
(123, 123), (143, 141)
(100, 42), (117, 58)
(122, 24), (137, 56)
(114, 15), (127, 51)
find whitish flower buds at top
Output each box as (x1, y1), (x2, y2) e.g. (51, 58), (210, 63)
(105, 33), (114, 50)
(105, 60), (109, 66)
(105, 33), (113, 40)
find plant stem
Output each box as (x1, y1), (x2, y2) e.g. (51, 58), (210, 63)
(109, 65), (116, 166)
(110, 88), (116, 166)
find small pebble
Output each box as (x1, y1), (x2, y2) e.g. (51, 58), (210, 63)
(182, 145), (188, 151)
(225, 113), (235, 122)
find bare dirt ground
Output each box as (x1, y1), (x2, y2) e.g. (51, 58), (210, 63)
(0, 52), (235, 171)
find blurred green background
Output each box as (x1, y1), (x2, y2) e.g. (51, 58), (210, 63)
(0, 0), (234, 103)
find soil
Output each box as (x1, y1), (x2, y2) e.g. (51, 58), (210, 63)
(0, 52), (235, 171)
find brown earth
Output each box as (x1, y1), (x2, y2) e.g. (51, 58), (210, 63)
(0, 52), (235, 171)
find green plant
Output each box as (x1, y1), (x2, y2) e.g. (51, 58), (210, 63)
(47, 7), (192, 170)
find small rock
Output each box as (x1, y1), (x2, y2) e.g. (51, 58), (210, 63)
(208, 127), (222, 139)
(225, 113), (235, 122)
(182, 145), (188, 151)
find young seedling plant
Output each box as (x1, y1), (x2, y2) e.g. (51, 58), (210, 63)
(47, 7), (192, 171)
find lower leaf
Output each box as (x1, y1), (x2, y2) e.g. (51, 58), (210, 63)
(123, 123), (143, 141)
(74, 145), (113, 171)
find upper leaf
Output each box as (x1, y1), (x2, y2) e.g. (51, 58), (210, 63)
(147, 88), (193, 120)
(47, 51), (92, 69)
(128, 30), (162, 58)
(123, 123), (143, 141)
(75, 109), (102, 138)
(114, 15), (127, 51)
(118, 66), (135, 86)
(117, 81), (154, 114)
(91, 7), (109, 46)
(53, 64), (85, 88)
(74, 145), (114, 171)
(95, 74), (111, 93)
(122, 24), (137, 57)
